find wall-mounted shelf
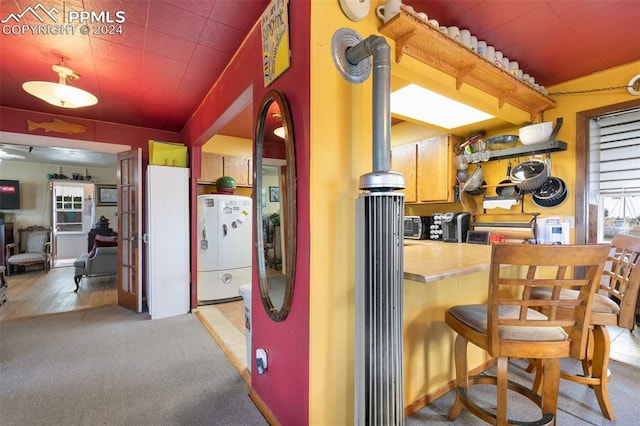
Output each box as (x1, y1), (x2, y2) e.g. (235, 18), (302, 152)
(487, 140), (567, 161)
(378, 7), (557, 121)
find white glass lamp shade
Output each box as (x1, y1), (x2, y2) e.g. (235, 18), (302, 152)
(273, 126), (286, 139)
(23, 81), (98, 108)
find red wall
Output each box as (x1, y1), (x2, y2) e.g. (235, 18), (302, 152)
(182, 1), (311, 424)
(0, 106), (181, 162)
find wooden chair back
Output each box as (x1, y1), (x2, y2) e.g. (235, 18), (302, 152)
(488, 243), (611, 359)
(600, 234), (640, 329)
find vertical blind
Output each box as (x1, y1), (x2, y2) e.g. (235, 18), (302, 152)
(592, 108), (640, 195)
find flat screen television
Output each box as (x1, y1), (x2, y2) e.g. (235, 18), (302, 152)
(0, 179), (21, 209)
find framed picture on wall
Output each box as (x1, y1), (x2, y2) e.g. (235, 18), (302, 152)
(269, 186), (280, 202)
(96, 185), (117, 206)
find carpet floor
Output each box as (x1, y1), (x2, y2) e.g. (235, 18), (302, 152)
(0, 305), (267, 426)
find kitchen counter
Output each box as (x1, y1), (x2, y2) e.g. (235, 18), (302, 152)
(401, 239), (513, 414)
(403, 240), (493, 283)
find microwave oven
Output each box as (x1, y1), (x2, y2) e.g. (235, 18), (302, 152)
(404, 216), (428, 240)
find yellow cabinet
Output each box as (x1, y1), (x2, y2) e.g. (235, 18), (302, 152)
(392, 134), (460, 204)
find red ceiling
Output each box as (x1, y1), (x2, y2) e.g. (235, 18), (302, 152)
(404, 0), (640, 87)
(0, 0), (269, 133)
(1, 1), (639, 135)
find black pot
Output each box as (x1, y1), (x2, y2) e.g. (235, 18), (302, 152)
(532, 177), (565, 201)
(532, 178), (568, 208)
(510, 159), (548, 191)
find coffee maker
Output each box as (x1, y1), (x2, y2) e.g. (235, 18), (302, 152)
(442, 212), (471, 243)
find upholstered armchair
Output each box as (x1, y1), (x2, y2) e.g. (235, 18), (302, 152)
(5, 226), (52, 276)
(73, 234), (118, 292)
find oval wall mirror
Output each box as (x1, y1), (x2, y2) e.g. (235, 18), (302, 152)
(254, 90), (297, 322)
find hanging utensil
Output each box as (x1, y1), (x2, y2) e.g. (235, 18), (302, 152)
(496, 160), (520, 197)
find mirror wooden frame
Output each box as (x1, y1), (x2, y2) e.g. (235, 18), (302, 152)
(254, 90), (297, 322)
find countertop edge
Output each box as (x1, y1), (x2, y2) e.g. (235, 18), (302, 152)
(404, 264), (491, 283)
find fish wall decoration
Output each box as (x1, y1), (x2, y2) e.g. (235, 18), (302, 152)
(26, 118), (88, 135)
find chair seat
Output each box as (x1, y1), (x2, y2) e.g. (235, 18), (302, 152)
(448, 304), (569, 342)
(7, 253), (48, 263)
(73, 254), (89, 270)
(530, 287), (620, 316)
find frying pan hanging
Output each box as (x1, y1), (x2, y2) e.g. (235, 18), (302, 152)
(496, 160), (520, 197)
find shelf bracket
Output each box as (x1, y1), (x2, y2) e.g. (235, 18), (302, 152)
(529, 107), (546, 123)
(496, 89), (517, 109)
(394, 29), (417, 63)
(454, 65), (476, 90)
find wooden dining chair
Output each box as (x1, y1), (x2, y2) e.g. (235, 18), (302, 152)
(529, 233), (640, 420)
(445, 243), (610, 425)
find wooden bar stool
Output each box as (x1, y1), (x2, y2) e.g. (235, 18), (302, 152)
(445, 243), (610, 425)
(529, 234), (640, 420)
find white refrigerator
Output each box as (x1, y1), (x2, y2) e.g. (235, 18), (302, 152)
(145, 165), (190, 319)
(197, 194), (252, 304)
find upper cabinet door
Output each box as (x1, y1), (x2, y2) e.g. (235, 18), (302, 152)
(391, 134), (460, 205)
(201, 153), (223, 183)
(223, 156), (251, 187)
(417, 135), (456, 203)
(391, 143), (418, 203)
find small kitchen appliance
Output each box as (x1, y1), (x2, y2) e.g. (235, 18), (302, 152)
(442, 212), (471, 243)
(427, 213), (444, 240)
(404, 216), (428, 239)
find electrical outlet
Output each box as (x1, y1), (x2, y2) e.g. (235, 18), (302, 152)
(256, 348), (268, 374)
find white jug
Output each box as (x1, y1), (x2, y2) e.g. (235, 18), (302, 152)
(376, 0), (402, 24)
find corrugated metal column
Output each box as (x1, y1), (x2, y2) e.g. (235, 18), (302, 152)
(332, 29), (406, 425)
(356, 192), (405, 425)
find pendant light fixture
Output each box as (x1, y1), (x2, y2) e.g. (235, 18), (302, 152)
(272, 111), (286, 139)
(22, 63), (98, 108)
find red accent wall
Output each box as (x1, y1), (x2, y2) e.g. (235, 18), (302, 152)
(182, 1), (311, 424)
(0, 106), (181, 162)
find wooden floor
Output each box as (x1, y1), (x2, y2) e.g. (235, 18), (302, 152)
(0, 264), (117, 322)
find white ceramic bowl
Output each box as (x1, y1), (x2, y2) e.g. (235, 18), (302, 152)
(519, 122), (553, 145)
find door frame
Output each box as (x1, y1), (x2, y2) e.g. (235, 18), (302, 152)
(575, 98), (640, 243)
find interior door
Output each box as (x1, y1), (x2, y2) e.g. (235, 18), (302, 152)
(117, 149), (143, 312)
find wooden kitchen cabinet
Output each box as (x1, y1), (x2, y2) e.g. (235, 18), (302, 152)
(223, 156), (251, 186)
(391, 143), (418, 203)
(201, 152), (223, 183)
(200, 152), (252, 187)
(392, 134), (460, 204)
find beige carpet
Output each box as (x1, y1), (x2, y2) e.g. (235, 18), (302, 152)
(0, 305), (266, 426)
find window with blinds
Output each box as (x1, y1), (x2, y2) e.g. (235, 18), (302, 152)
(591, 107), (640, 241)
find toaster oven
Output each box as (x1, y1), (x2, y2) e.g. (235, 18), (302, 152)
(404, 216), (428, 240)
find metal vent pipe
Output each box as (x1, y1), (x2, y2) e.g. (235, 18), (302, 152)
(345, 35), (404, 191)
(341, 33), (405, 426)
